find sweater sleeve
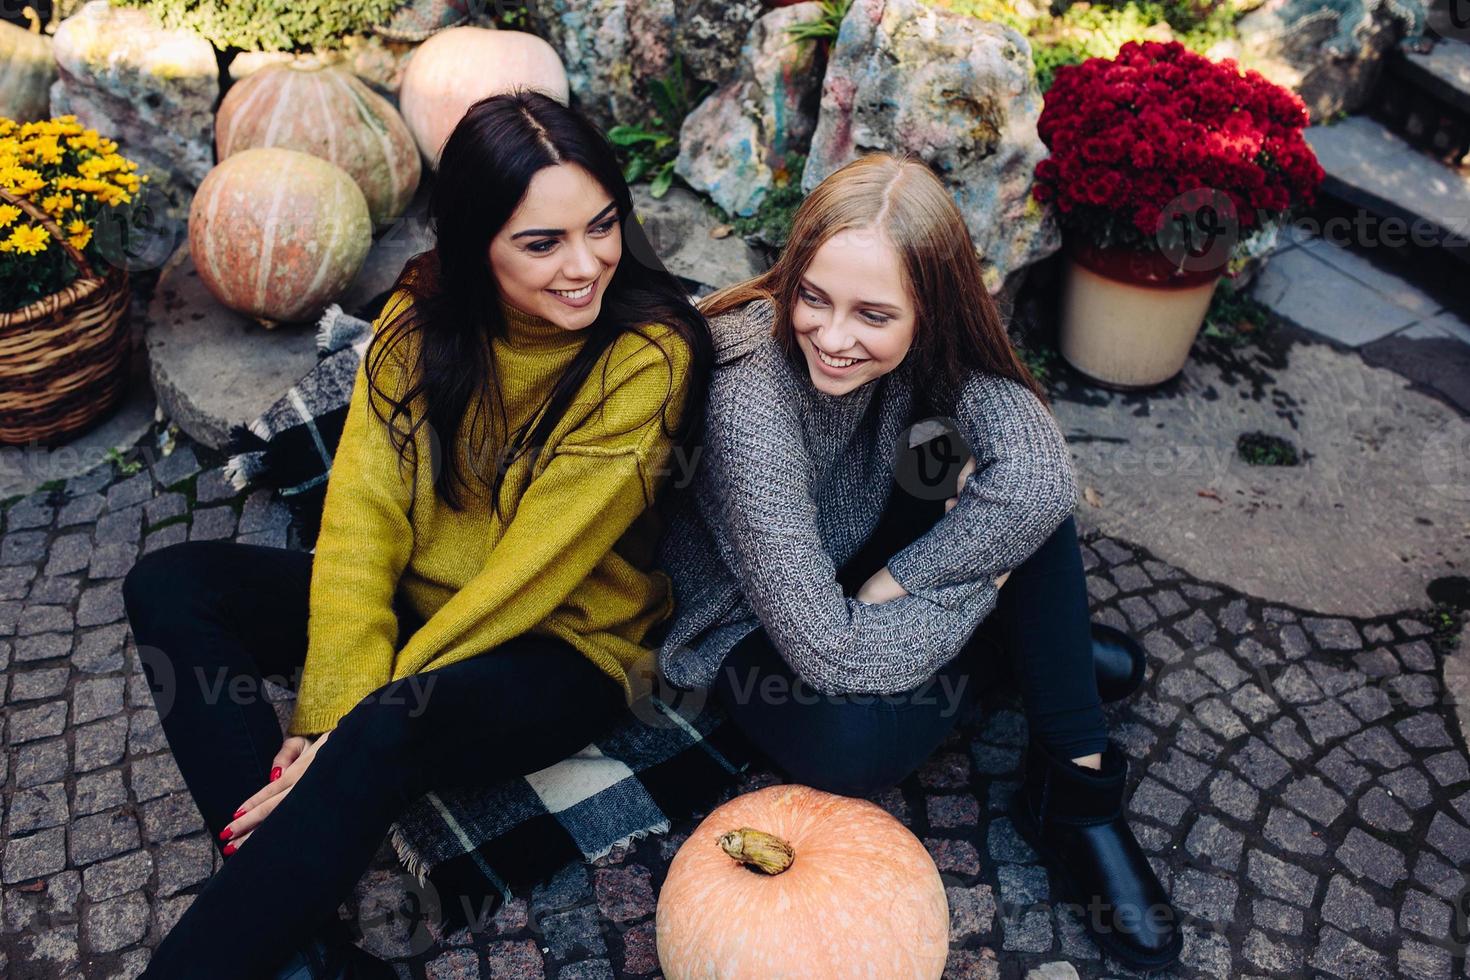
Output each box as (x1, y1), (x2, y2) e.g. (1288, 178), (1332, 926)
(389, 328), (692, 675)
(289, 292), (419, 737)
(700, 356), (1001, 696)
(885, 371), (1078, 603)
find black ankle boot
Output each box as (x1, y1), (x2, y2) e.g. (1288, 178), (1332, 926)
(1009, 739), (1182, 970)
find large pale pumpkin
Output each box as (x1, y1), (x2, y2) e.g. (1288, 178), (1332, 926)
(656, 785), (950, 978)
(398, 27), (569, 167)
(215, 63), (420, 229)
(0, 17), (57, 123)
(189, 147), (372, 327)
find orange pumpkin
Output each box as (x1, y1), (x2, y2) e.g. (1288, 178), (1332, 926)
(398, 26), (569, 168)
(189, 147), (372, 327)
(656, 784), (950, 978)
(215, 63), (420, 230)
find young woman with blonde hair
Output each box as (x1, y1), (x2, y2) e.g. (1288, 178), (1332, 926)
(658, 153), (1180, 969)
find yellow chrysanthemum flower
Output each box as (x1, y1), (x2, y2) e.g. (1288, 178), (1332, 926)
(66, 218), (86, 236)
(7, 224), (50, 255)
(40, 193), (75, 216)
(68, 227), (92, 251)
(0, 204), (20, 228)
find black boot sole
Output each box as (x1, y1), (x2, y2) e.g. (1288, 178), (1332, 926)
(1008, 793), (1184, 972)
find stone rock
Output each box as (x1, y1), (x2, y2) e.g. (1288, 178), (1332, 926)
(1237, 0), (1432, 122)
(802, 0), (1058, 293)
(677, 4), (824, 220)
(529, 0), (677, 133)
(49, 1), (219, 191)
(630, 184), (768, 291)
(675, 0), (765, 87)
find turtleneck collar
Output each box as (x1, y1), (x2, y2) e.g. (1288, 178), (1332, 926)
(499, 300), (588, 351)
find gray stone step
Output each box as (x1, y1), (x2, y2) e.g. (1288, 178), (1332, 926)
(1304, 116), (1470, 260)
(1395, 37), (1470, 114)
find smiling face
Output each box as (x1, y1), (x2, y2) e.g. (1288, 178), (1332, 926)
(791, 227), (918, 396)
(487, 163), (622, 331)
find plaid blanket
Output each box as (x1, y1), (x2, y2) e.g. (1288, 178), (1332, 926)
(389, 693), (753, 930)
(224, 303), (755, 926)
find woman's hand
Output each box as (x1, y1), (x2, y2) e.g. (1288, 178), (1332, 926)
(943, 456), (1011, 591)
(219, 731), (332, 853)
(856, 566), (909, 604)
(944, 456), (977, 514)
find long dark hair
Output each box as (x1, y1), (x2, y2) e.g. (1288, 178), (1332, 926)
(368, 89), (712, 515)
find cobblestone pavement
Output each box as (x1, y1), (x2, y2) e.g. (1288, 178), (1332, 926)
(1, 426), (1467, 979)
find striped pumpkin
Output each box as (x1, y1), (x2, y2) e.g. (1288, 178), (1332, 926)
(399, 27), (570, 168)
(0, 18), (57, 123)
(189, 147), (372, 327)
(216, 62), (420, 229)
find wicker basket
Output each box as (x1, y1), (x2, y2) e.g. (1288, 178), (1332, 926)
(0, 186), (132, 446)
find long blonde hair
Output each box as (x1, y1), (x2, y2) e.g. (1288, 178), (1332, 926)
(699, 153), (1046, 412)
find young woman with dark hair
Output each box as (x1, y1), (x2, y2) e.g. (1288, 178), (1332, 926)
(658, 153), (1180, 969)
(123, 89), (711, 979)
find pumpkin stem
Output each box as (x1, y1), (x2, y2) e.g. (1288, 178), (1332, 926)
(718, 828), (795, 875)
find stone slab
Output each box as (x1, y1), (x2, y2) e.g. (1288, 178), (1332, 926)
(1397, 37), (1470, 114)
(1054, 329), (1470, 617)
(1400, 309), (1470, 343)
(1304, 117), (1470, 259)
(145, 245), (321, 451)
(1250, 245), (1418, 347)
(1295, 234), (1444, 319)
(630, 184), (769, 294)
(0, 355), (156, 501)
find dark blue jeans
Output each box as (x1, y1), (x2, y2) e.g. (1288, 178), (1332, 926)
(713, 492), (1107, 798)
(122, 541), (626, 979)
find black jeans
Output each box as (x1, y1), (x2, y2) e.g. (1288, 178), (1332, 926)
(122, 541), (627, 979)
(713, 488), (1107, 798)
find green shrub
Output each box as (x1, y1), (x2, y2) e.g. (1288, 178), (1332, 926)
(112, 0), (401, 52)
(608, 55), (710, 199)
(928, 0), (1240, 92)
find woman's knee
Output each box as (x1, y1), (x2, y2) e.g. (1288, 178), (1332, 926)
(123, 541), (233, 631)
(327, 682), (427, 776)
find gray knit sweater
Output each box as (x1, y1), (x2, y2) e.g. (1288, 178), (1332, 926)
(656, 298), (1078, 694)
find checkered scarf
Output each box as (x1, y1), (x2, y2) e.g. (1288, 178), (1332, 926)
(224, 304), (753, 922)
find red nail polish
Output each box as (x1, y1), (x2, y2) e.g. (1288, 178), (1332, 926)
(218, 827), (233, 841)
(233, 807), (246, 819)
(270, 767), (282, 781)
(222, 842), (236, 856)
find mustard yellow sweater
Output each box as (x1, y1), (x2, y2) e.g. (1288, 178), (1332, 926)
(288, 290), (693, 736)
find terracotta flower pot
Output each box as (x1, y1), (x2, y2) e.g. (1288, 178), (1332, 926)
(1057, 238), (1223, 391)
